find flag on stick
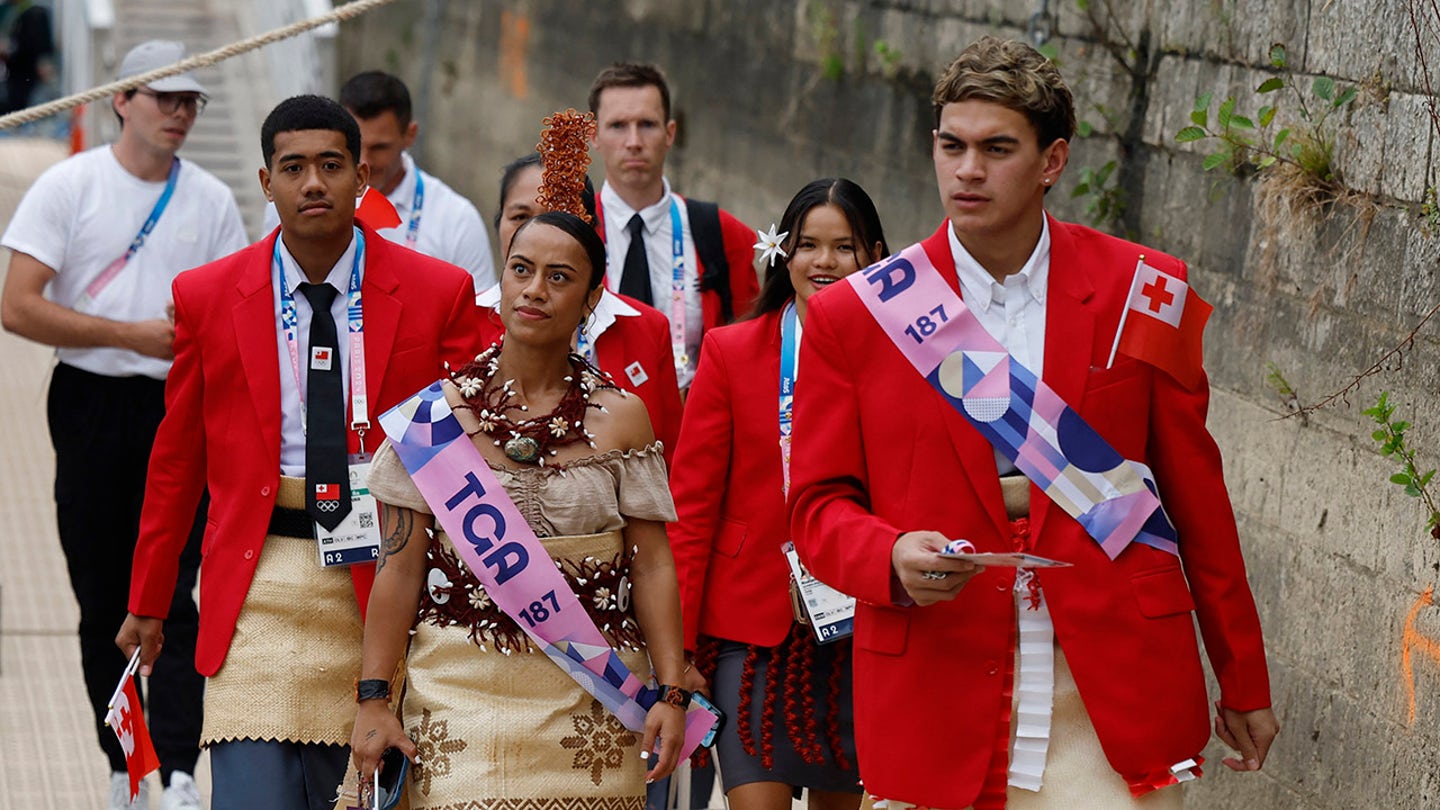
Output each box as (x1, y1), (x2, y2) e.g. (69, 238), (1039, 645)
(1107, 257), (1214, 390)
(105, 649), (161, 802)
(355, 186), (402, 230)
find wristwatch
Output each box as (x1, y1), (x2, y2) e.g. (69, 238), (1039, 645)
(656, 684), (693, 709)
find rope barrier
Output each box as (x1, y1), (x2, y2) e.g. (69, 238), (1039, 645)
(0, 0), (399, 130)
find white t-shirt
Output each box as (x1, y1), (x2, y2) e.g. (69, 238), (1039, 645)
(600, 178), (703, 388)
(1, 145), (248, 379)
(261, 152), (496, 294)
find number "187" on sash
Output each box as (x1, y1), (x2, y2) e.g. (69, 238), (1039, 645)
(518, 589), (562, 627)
(903, 304), (949, 344)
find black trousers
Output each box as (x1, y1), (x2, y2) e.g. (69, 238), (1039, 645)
(47, 363), (205, 779)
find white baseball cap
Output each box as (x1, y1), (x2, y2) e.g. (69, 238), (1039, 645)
(118, 40), (208, 95)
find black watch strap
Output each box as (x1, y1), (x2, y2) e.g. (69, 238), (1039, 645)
(656, 684), (692, 709)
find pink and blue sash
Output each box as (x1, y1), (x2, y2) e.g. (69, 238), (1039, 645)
(848, 243), (1178, 559)
(378, 382), (715, 755)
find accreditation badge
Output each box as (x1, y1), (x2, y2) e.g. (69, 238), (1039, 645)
(782, 541), (855, 644)
(315, 458), (381, 567)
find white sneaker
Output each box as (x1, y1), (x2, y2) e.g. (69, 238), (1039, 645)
(160, 771), (203, 810)
(109, 772), (151, 809)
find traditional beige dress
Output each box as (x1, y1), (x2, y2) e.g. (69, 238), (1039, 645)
(366, 404), (675, 810)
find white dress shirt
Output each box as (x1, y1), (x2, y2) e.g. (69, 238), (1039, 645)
(272, 231), (359, 477)
(949, 216), (1051, 476)
(950, 215), (1058, 792)
(599, 178), (703, 388)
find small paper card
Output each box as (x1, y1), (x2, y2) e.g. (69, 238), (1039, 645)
(315, 461), (382, 567)
(937, 538), (1071, 568)
(936, 550), (1073, 568)
(783, 541), (855, 644)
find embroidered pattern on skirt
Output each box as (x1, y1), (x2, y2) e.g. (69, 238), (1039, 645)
(409, 707), (471, 797)
(560, 699), (639, 786)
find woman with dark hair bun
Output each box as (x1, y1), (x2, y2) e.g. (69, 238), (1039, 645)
(480, 152), (683, 464)
(669, 178), (888, 810)
(344, 114), (692, 808)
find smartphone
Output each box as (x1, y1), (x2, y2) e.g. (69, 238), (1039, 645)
(374, 747), (409, 810)
(691, 692), (726, 748)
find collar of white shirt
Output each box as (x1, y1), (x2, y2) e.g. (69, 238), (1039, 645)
(275, 229), (359, 296)
(387, 151), (422, 216)
(473, 286), (639, 342)
(600, 177), (675, 236)
(947, 215), (1051, 312)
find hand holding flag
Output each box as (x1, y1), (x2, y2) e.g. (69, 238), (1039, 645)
(1107, 257), (1214, 390)
(105, 649), (161, 802)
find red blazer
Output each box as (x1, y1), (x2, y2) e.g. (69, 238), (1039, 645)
(669, 309), (793, 650)
(477, 292), (683, 464)
(595, 194), (759, 331)
(789, 218), (1271, 807)
(129, 224), (485, 676)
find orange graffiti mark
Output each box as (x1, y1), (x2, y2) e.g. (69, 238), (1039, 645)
(499, 10), (530, 100)
(1403, 585), (1440, 725)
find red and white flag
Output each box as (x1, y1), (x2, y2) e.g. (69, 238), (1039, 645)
(315, 483), (341, 501)
(105, 652), (160, 802)
(1107, 258), (1213, 390)
(355, 185), (402, 230)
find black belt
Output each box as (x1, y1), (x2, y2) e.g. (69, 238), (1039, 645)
(267, 505), (314, 538)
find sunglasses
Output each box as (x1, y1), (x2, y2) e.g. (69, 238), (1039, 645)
(134, 88), (208, 115)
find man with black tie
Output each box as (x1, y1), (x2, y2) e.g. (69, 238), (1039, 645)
(588, 62), (759, 392)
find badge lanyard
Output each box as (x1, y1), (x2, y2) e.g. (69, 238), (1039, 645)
(274, 227), (371, 452)
(777, 300), (854, 643)
(404, 170), (424, 246)
(778, 301), (799, 497)
(77, 158), (181, 310)
(575, 323), (597, 364)
(666, 197), (689, 371)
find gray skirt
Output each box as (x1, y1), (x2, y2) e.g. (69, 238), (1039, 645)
(710, 629), (862, 794)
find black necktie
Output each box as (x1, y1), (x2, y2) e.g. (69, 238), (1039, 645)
(298, 282), (350, 530)
(619, 213), (654, 306)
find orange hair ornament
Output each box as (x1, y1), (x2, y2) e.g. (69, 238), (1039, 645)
(534, 109), (596, 224)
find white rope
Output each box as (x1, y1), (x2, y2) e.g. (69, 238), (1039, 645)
(0, 0), (399, 130)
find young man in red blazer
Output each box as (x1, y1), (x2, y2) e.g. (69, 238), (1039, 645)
(116, 95), (483, 809)
(789, 38), (1278, 809)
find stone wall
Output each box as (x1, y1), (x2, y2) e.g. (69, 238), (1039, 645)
(339, 2), (1440, 806)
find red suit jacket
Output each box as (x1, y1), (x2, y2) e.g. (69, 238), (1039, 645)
(595, 194), (760, 331)
(477, 292), (683, 463)
(129, 225), (485, 676)
(669, 309), (794, 650)
(789, 218), (1271, 807)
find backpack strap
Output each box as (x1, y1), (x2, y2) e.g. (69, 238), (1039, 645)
(685, 198), (734, 324)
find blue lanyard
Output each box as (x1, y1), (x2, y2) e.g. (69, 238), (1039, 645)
(405, 170), (424, 246)
(575, 320), (597, 364)
(274, 227), (369, 435)
(126, 158), (181, 262)
(779, 301), (798, 495)
(82, 158), (181, 305)
(666, 197), (689, 368)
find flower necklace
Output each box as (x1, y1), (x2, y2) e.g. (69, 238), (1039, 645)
(450, 345), (611, 466)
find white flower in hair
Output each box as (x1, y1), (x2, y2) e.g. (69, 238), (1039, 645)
(754, 223), (789, 268)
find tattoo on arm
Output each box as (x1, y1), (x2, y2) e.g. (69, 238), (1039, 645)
(377, 503), (414, 572)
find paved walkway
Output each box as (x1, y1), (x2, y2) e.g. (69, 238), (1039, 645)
(0, 3), (259, 804)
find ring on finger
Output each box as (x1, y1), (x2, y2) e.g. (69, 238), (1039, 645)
(921, 570), (949, 581)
